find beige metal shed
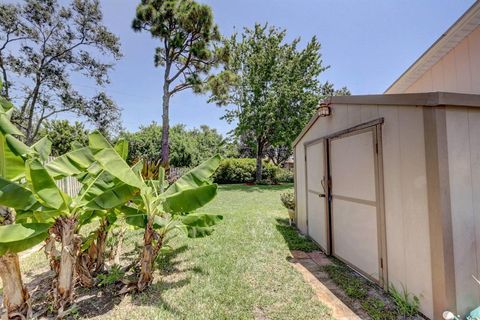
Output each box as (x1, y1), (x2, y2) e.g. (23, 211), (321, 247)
(293, 2), (480, 319)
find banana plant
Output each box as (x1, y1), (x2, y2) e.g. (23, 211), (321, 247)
(0, 130), (143, 316)
(119, 155), (223, 292)
(0, 80), (53, 319)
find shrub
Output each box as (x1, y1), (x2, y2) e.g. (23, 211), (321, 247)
(212, 158), (280, 184)
(280, 192), (295, 210)
(276, 168), (294, 183)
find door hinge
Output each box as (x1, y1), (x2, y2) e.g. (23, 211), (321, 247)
(375, 142), (379, 154)
(380, 258), (383, 269)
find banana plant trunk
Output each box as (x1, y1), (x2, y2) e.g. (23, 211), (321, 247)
(0, 253), (30, 319)
(54, 216), (80, 312)
(137, 218), (155, 291)
(94, 219), (108, 273)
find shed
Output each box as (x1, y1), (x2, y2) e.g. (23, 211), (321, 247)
(293, 2), (480, 319)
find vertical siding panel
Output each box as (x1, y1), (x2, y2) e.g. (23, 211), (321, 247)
(468, 27), (480, 93)
(347, 104), (362, 127)
(468, 109), (480, 291)
(378, 106), (406, 290)
(446, 107), (479, 313)
(360, 105), (379, 123)
(431, 60), (446, 92)
(443, 50), (457, 92)
(398, 107), (433, 317)
(454, 40), (472, 93)
(295, 144), (307, 234)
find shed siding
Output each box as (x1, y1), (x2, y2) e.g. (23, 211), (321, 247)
(446, 107), (480, 314)
(404, 25), (480, 94)
(294, 104), (433, 318)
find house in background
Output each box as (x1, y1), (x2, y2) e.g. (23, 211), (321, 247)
(293, 1), (480, 319)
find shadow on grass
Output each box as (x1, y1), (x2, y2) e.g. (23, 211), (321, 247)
(218, 183), (293, 193)
(275, 218), (319, 252)
(72, 245), (196, 318)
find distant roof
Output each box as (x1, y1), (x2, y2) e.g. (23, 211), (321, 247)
(385, 1), (480, 94)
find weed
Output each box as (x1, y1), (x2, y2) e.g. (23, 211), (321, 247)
(97, 265), (125, 287)
(390, 284), (420, 317)
(361, 297), (397, 320)
(322, 264), (367, 299)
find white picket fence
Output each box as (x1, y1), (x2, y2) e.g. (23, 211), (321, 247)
(55, 177), (82, 197)
(48, 157), (82, 196)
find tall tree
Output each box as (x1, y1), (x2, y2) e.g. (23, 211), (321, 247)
(132, 0), (224, 167)
(208, 24), (332, 181)
(0, 0), (122, 143)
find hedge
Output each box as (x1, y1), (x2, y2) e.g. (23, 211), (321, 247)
(212, 158), (293, 184)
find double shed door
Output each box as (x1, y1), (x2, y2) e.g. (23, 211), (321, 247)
(305, 122), (387, 286)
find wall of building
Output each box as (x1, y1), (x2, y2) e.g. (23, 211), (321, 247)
(445, 106), (480, 314)
(404, 25), (480, 94)
(294, 104), (433, 318)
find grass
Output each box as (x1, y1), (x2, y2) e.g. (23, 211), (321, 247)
(17, 184), (332, 320)
(322, 261), (419, 320)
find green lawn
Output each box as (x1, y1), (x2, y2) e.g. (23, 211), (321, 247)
(20, 184), (332, 320)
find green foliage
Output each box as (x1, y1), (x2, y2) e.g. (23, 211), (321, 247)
(276, 169), (294, 183)
(390, 284), (420, 317)
(0, 0), (122, 143)
(208, 23), (332, 180)
(212, 158), (280, 184)
(132, 0), (225, 165)
(38, 120), (89, 157)
(280, 192), (295, 210)
(97, 265), (125, 287)
(323, 264), (368, 299)
(0, 223), (51, 255)
(361, 297), (397, 320)
(275, 219), (319, 252)
(121, 122), (227, 167)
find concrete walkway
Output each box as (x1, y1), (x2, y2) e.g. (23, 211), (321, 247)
(290, 250), (362, 320)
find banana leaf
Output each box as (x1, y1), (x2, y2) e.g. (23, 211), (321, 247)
(85, 183), (138, 210)
(5, 134), (30, 158)
(0, 177), (37, 210)
(32, 136), (52, 162)
(0, 134), (25, 181)
(45, 147), (95, 179)
(0, 113), (23, 136)
(164, 184), (218, 213)
(181, 213), (223, 238)
(114, 139), (129, 160)
(0, 223), (51, 255)
(165, 155), (221, 195)
(26, 159), (68, 210)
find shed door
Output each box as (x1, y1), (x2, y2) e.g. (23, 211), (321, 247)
(305, 140), (329, 253)
(329, 127), (385, 284)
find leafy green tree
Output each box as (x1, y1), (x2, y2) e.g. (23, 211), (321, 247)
(121, 123), (226, 167)
(208, 24), (329, 181)
(38, 120), (89, 156)
(0, 0), (122, 143)
(132, 0), (225, 167)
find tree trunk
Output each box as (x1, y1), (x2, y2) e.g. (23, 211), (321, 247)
(54, 217), (80, 313)
(255, 139), (264, 182)
(94, 219), (108, 273)
(137, 218), (155, 291)
(109, 227), (125, 266)
(0, 253), (31, 319)
(0, 206), (30, 319)
(160, 87), (171, 168)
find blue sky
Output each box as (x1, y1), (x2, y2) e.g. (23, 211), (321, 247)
(72, 0), (476, 135)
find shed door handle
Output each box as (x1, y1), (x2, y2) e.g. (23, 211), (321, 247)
(318, 194), (326, 198)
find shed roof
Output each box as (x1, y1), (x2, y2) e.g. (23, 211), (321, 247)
(385, 1), (480, 94)
(292, 91), (480, 147)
